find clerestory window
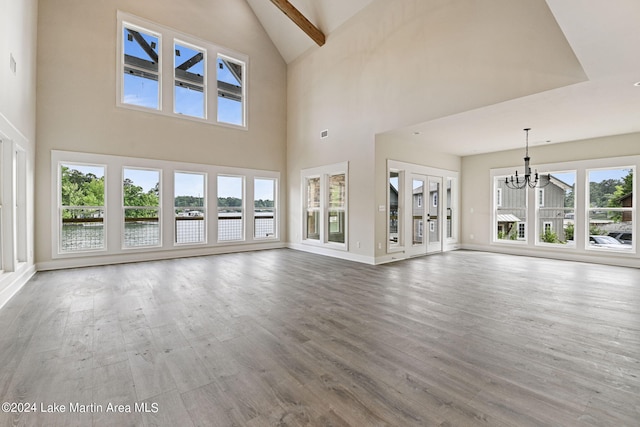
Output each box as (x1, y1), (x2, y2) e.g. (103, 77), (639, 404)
(118, 11), (247, 128)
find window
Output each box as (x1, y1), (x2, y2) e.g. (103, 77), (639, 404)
(59, 163), (106, 252)
(118, 12), (248, 128)
(218, 175), (244, 242)
(302, 163), (348, 248)
(174, 171), (206, 244)
(123, 168), (160, 248)
(413, 179), (424, 245)
(587, 167), (634, 251)
(328, 173), (346, 244)
(53, 151), (280, 261)
(518, 223), (526, 240)
(254, 178), (276, 239)
(305, 177), (321, 240)
(174, 42), (206, 118)
(217, 55), (245, 126)
(446, 178), (455, 240)
(495, 176), (527, 242)
(493, 157), (637, 256)
(389, 170), (401, 245)
(122, 24), (160, 109)
(536, 171), (575, 246)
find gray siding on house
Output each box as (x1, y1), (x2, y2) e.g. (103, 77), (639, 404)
(496, 177), (571, 241)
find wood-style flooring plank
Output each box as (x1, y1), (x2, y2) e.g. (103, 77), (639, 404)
(1, 249), (639, 426)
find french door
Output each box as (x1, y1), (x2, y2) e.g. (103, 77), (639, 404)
(407, 175), (442, 256)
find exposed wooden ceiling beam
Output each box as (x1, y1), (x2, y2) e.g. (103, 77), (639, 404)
(269, 0), (326, 46)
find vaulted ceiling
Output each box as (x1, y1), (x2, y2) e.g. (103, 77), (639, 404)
(248, 0), (640, 155)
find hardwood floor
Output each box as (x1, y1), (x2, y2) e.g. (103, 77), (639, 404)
(1, 249), (639, 426)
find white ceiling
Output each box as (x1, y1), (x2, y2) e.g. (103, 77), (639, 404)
(248, 0), (640, 156)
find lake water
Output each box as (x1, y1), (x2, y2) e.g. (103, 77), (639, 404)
(61, 217), (274, 251)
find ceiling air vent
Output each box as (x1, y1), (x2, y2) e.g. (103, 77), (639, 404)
(320, 129), (329, 139)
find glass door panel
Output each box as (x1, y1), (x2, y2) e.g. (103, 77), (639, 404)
(427, 176), (443, 253)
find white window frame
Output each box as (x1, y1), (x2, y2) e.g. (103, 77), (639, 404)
(217, 53), (247, 127)
(327, 172), (347, 245)
(217, 174), (246, 243)
(253, 177), (278, 240)
(174, 170), (207, 245)
(174, 39), (207, 119)
(586, 166), (635, 253)
(493, 175), (528, 245)
(117, 11), (248, 129)
(517, 222), (526, 240)
(119, 19), (162, 111)
(51, 151), (279, 261)
(58, 161), (108, 254)
(535, 170), (576, 248)
(301, 162), (349, 250)
(543, 222), (553, 233)
(491, 156), (638, 256)
(388, 168), (403, 251)
(122, 167), (162, 249)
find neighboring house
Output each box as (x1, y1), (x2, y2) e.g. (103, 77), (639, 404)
(496, 175), (572, 241)
(411, 182), (451, 245)
(389, 182), (399, 242)
(537, 176), (573, 241)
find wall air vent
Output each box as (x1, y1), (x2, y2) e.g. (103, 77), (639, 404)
(320, 129), (328, 139)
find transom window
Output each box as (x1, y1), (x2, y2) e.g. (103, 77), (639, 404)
(118, 11), (247, 128)
(122, 25), (160, 109)
(217, 55), (244, 126)
(174, 42), (206, 118)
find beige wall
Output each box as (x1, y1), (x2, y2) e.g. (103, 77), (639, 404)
(1, 0), (38, 143)
(0, 0), (38, 305)
(35, 0), (287, 264)
(286, 0), (581, 261)
(461, 132), (640, 263)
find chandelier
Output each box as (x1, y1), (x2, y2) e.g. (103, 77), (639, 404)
(505, 128), (550, 189)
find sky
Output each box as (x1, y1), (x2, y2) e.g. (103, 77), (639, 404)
(123, 28), (243, 125)
(526, 168), (632, 187)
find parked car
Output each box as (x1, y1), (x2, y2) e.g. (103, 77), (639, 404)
(607, 232), (633, 245)
(590, 235), (632, 249)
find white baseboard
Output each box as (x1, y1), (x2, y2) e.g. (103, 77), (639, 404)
(0, 263), (36, 310)
(461, 242), (640, 269)
(288, 243), (376, 265)
(37, 242), (287, 271)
